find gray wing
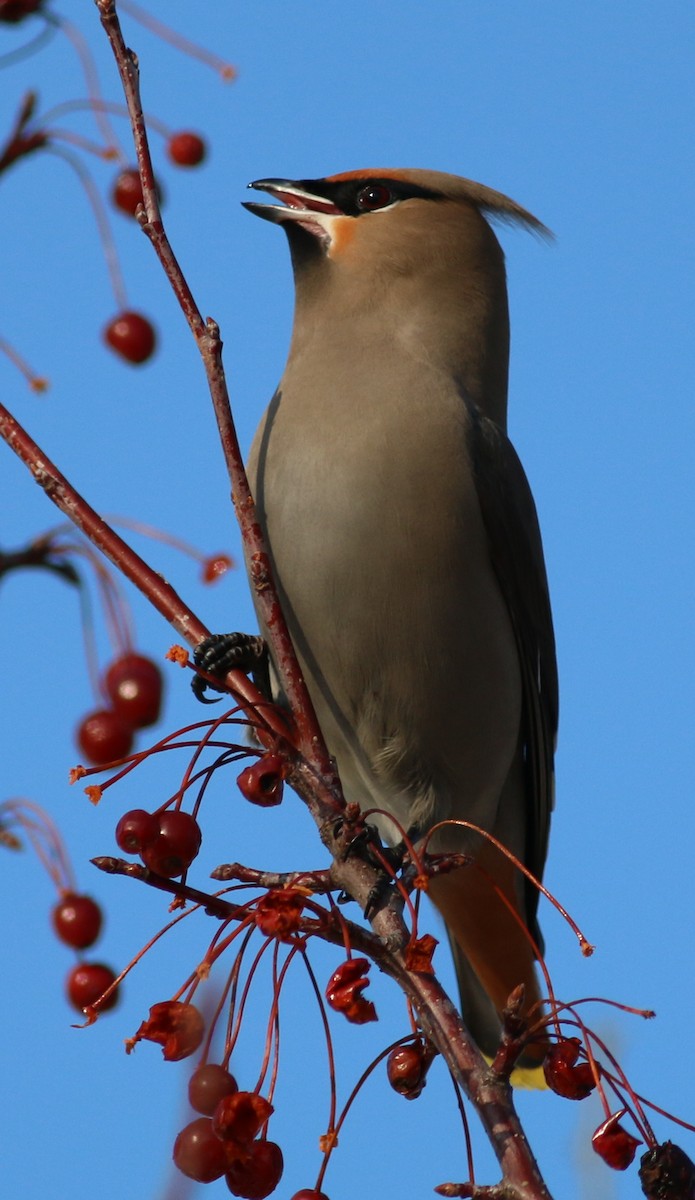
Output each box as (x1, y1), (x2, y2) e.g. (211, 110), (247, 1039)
(468, 405), (558, 936)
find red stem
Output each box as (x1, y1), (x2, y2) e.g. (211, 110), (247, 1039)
(0, 401), (289, 746)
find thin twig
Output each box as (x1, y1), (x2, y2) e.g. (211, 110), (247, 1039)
(94, 0), (336, 781)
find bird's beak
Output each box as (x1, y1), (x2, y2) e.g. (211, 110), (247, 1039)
(243, 179), (341, 239)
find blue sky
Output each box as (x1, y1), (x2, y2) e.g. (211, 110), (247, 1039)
(1, 3), (694, 1198)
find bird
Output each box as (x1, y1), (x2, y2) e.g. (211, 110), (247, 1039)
(202, 168), (558, 1080)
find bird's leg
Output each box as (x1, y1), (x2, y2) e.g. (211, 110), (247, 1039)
(329, 808), (412, 920)
(192, 632), (270, 702)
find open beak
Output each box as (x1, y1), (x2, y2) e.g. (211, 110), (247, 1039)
(243, 179), (341, 235)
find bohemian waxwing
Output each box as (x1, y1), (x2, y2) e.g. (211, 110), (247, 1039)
(203, 169), (558, 1080)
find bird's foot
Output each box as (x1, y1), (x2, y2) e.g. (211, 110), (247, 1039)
(192, 632), (269, 702)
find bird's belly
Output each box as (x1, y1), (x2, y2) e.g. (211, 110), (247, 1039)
(248, 390), (522, 847)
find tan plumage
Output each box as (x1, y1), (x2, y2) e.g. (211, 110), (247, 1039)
(244, 169), (558, 1074)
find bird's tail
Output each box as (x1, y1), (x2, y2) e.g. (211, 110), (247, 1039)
(427, 854), (548, 1089)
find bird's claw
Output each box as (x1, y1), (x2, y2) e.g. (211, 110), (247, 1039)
(192, 632), (268, 701)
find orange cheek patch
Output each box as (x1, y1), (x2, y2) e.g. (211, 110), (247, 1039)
(327, 215), (357, 257)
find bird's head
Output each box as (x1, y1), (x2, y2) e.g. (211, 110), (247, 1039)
(244, 169), (548, 423)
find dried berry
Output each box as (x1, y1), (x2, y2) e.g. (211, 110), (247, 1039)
(543, 1037), (596, 1100)
(255, 889), (304, 940)
(213, 1091), (273, 1145)
(134, 1000), (205, 1061)
(592, 1110), (642, 1170)
(325, 957), (377, 1024)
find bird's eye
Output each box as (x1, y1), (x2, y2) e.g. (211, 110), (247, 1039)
(356, 184), (393, 212)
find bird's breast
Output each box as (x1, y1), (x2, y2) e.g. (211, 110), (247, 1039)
(247, 360), (522, 837)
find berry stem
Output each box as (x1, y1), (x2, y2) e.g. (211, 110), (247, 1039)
(95, 0), (342, 799)
(0, 401), (291, 743)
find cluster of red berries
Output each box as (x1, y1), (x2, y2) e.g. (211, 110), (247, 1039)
(544, 1036), (642, 1170)
(52, 891), (118, 1014)
(174, 1064), (329, 1198)
(174, 1065), (282, 1197)
(77, 652), (163, 766)
(116, 806), (202, 878)
(104, 134), (206, 365)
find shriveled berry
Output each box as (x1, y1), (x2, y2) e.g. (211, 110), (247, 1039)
(325, 957), (377, 1024)
(104, 653), (163, 728)
(213, 1092), (273, 1145)
(189, 1063), (238, 1116)
(115, 808), (159, 854)
(134, 1000), (205, 1061)
(225, 1139), (283, 1199)
(77, 708), (133, 765)
(543, 1037), (596, 1100)
(174, 1117), (228, 1183)
(104, 311), (156, 364)
(52, 893), (103, 949)
(66, 962), (118, 1012)
(140, 810), (202, 877)
(168, 131), (206, 167)
(639, 1141), (695, 1198)
(255, 889), (304, 940)
(592, 1110), (642, 1170)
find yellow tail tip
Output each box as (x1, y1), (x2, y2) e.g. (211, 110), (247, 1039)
(510, 1063), (548, 1090)
(483, 1057), (548, 1090)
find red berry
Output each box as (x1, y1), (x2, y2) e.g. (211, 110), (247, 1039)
(237, 755), (285, 807)
(104, 653), (163, 728)
(115, 808), (159, 854)
(291, 1193), (330, 1199)
(0, 0), (44, 22)
(225, 1140), (283, 1199)
(174, 1117), (228, 1183)
(66, 962), (118, 1012)
(104, 311), (156, 365)
(52, 893), (103, 949)
(111, 168), (163, 218)
(77, 708), (134, 765)
(111, 168), (143, 217)
(168, 131), (207, 167)
(140, 810), (202, 877)
(201, 553), (233, 583)
(189, 1063), (238, 1116)
(386, 1044), (428, 1099)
